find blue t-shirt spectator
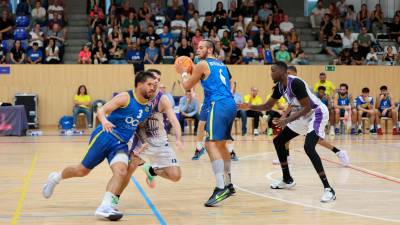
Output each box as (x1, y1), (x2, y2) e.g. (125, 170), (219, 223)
(159, 32), (174, 47)
(145, 46), (159, 64)
(27, 48), (43, 63)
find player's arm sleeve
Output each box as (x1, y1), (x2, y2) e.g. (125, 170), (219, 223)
(291, 78), (308, 100)
(271, 84), (283, 100)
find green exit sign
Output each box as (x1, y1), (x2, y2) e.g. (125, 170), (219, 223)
(325, 65), (335, 72)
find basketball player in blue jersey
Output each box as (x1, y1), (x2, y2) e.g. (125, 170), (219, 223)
(375, 85), (398, 135)
(42, 71), (157, 221)
(178, 39), (237, 207)
(333, 83), (357, 135)
(355, 87), (376, 134)
(239, 62), (336, 202)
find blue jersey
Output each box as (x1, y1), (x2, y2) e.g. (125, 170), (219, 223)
(106, 90), (152, 142)
(356, 95), (374, 109)
(319, 95), (329, 106)
(201, 58), (233, 103)
(379, 96), (392, 110)
(338, 94), (350, 106)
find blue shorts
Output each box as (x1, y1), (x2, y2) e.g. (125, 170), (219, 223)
(81, 127), (129, 169)
(205, 98), (237, 141)
(200, 102), (210, 121)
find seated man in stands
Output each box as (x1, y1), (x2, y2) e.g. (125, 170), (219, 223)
(243, 87), (263, 136)
(27, 42), (43, 64)
(179, 89), (199, 135)
(375, 85), (398, 135)
(333, 83), (357, 135)
(242, 39), (259, 64)
(355, 87), (376, 134)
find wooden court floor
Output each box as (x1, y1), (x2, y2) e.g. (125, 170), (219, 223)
(0, 130), (399, 225)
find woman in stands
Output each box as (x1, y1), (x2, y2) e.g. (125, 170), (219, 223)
(45, 38), (60, 64)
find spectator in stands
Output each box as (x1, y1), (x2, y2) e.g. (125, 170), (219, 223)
(286, 28), (299, 52)
(382, 45), (396, 66)
(246, 15), (262, 39)
(144, 39), (159, 64)
(177, 29), (189, 45)
(92, 39), (108, 64)
(31, 0), (46, 26)
(355, 87), (376, 134)
(29, 23), (45, 48)
(220, 30), (231, 52)
(90, 12), (106, 34)
(48, 11), (67, 30)
(258, 2), (273, 23)
(202, 11), (215, 36)
(279, 14), (294, 34)
(121, 11), (138, 33)
(108, 40), (126, 64)
(0, 10), (14, 41)
(253, 27), (269, 49)
(0, 0), (11, 16)
(366, 47), (379, 65)
(325, 27), (343, 56)
(165, 0), (184, 21)
(92, 25), (106, 47)
(333, 83), (357, 135)
(73, 85), (92, 128)
(47, 23), (65, 50)
(118, 0), (136, 19)
(89, 3), (105, 25)
(319, 13), (334, 44)
(242, 39), (258, 64)
(289, 41), (302, 59)
(191, 29), (203, 51)
(215, 41), (225, 62)
(186, 3), (196, 20)
(240, 0), (255, 17)
(336, 0), (348, 17)
(48, 0), (64, 20)
(138, 1), (151, 21)
(243, 86), (264, 136)
(233, 14), (246, 33)
(159, 25), (174, 57)
(126, 41), (144, 72)
(291, 50), (309, 65)
(310, 0), (326, 28)
(264, 14), (274, 33)
(335, 48), (351, 65)
(0, 44), (5, 63)
(27, 42), (43, 64)
(350, 41), (364, 65)
(123, 24), (140, 45)
(261, 42), (274, 64)
(176, 38), (194, 59)
(274, 8), (285, 25)
(327, 3), (341, 30)
(171, 12), (187, 37)
(106, 13), (120, 28)
(370, 3), (385, 36)
(227, 40), (243, 64)
(357, 26), (371, 57)
(188, 10), (202, 35)
(78, 44), (92, 64)
(390, 15), (400, 42)
(234, 30), (247, 50)
(209, 29), (220, 43)
(275, 43), (291, 63)
(10, 40), (25, 64)
(214, 1), (227, 29)
(179, 89), (199, 135)
(45, 38), (60, 64)
(140, 25), (160, 47)
(344, 5), (358, 32)
(228, 1), (239, 26)
(108, 24), (123, 44)
(342, 28), (355, 49)
(16, 0), (29, 16)
(357, 3), (371, 31)
(270, 27), (285, 51)
(139, 13), (154, 33)
(375, 85), (398, 135)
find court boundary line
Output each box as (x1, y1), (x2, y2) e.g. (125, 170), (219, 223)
(11, 152), (38, 225)
(235, 152), (400, 223)
(131, 176), (167, 225)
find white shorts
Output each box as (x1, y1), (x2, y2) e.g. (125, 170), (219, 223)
(287, 105), (329, 139)
(139, 144), (179, 169)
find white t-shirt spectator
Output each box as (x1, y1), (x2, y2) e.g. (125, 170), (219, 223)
(171, 19), (187, 34)
(188, 17), (203, 33)
(31, 6), (46, 19)
(270, 34), (285, 50)
(312, 7), (326, 18)
(29, 30), (44, 47)
(366, 52), (378, 61)
(279, 21), (294, 33)
(342, 35), (355, 49)
(48, 5), (64, 19)
(242, 46), (259, 58)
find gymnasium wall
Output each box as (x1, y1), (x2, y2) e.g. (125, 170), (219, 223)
(1, 65), (399, 126)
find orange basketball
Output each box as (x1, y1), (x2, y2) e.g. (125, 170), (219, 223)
(174, 56), (193, 74)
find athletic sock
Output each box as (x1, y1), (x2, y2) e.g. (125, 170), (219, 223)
(101, 191), (118, 208)
(370, 124), (374, 130)
(331, 147), (340, 153)
(211, 159), (225, 189)
(227, 143), (234, 153)
(320, 173), (331, 189)
(224, 160), (231, 185)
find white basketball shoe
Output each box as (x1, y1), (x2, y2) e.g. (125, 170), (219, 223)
(42, 172), (61, 198)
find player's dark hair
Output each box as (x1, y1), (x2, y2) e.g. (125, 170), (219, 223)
(318, 86), (326, 91)
(273, 61), (288, 71)
(287, 65), (297, 73)
(380, 85), (388, 91)
(146, 69), (161, 76)
(135, 71), (156, 87)
(202, 39), (215, 54)
(362, 87), (370, 93)
(340, 83), (348, 90)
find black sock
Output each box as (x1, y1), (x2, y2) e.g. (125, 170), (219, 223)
(116, 194), (120, 199)
(149, 167), (157, 176)
(331, 147), (340, 153)
(319, 173), (331, 189)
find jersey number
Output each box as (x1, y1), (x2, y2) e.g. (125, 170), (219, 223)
(219, 69), (227, 86)
(137, 109), (143, 119)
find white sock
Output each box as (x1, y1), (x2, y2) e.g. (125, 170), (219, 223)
(358, 124), (362, 129)
(211, 159), (225, 189)
(227, 143), (234, 153)
(196, 141), (203, 150)
(54, 172), (62, 182)
(224, 160), (231, 185)
(101, 191), (118, 208)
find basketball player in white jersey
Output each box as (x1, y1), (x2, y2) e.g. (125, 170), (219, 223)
(115, 69), (183, 197)
(239, 62), (336, 202)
